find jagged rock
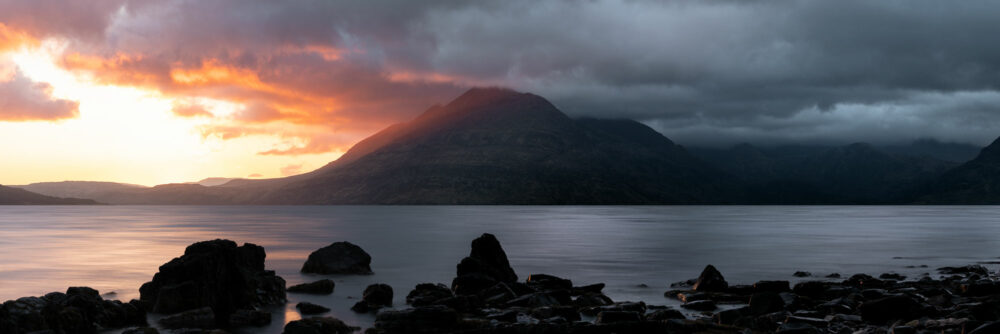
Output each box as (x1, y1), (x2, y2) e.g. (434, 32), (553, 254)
(351, 284), (393, 313)
(283, 316), (359, 334)
(859, 295), (923, 324)
(158, 307), (215, 329)
(301, 242), (373, 275)
(373, 305), (459, 334)
(452, 234), (517, 295)
(288, 279), (335, 295)
(647, 308), (686, 321)
(138, 239), (286, 327)
(748, 292), (786, 315)
(228, 308), (271, 327)
(406, 283), (454, 306)
(296, 302), (330, 315)
(681, 300), (717, 311)
(596, 311), (642, 324)
(0, 287), (145, 334)
(525, 274), (573, 291)
(692, 265), (728, 292)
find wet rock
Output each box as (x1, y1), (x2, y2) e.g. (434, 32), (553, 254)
(692, 265), (728, 292)
(793, 271), (812, 277)
(961, 281), (1000, 296)
(138, 239), (286, 326)
(969, 321), (1000, 334)
(283, 316), (359, 334)
(844, 274), (885, 288)
(879, 273), (906, 281)
(301, 242), (373, 275)
(525, 274), (573, 291)
(288, 279), (335, 295)
(938, 265), (990, 276)
(681, 300), (717, 311)
(0, 287), (146, 334)
(647, 308), (686, 321)
(792, 281), (831, 298)
(506, 291), (567, 308)
(859, 295), (923, 324)
(228, 308), (271, 327)
(573, 292), (614, 307)
(748, 292), (785, 315)
(296, 302), (330, 315)
(406, 283), (453, 306)
(373, 305), (459, 334)
(891, 325), (916, 334)
(122, 328), (160, 334)
(754, 280), (791, 293)
(776, 321), (821, 334)
(452, 234), (518, 295)
(530, 306), (580, 321)
(572, 283), (605, 295)
(351, 284), (393, 313)
(159, 307), (215, 329)
(596, 311), (642, 324)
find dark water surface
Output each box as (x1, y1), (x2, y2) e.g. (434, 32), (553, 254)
(1, 205), (998, 333)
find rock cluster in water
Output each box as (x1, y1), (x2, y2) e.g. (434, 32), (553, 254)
(5, 235), (1000, 334)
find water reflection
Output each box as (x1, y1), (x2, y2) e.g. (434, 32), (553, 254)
(1, 205), (999, 333)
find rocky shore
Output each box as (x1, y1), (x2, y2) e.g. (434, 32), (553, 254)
(3, 234), (1000, 333)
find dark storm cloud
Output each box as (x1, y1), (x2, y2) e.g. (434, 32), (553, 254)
(3, 0), (999, 147)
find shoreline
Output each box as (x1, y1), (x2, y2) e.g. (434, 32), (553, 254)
(2, 235), (999, 334)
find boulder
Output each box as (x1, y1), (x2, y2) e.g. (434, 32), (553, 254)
(296, 302), (330, 315)
(351, 284), (393, 313)
(753, 280), (791, 293)
(301, 242), (373, 275)
(748, 292), (786, 315)
(452, 233), (517, 294)
(288, 279), (336, 295)
(681, 300), (717, 311)
(0, 287), (146, 334)
(406, 283), (453, 306)
(525, 274), (573, 291)
(646, 308), (686, 321)
(373, 305), (459, 334)
(595, 311), (642, 324)
(692, 265), (728, 292)
(158, 307), (215, 329)
(138, 239), (286, 327)
(228, 308), (271, 327)
(859, 295), (923, 324)
(283, 316), (359, 334)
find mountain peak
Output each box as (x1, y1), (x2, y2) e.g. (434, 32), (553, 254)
(978, 136), (1000, 161)
(445, 87), (542, 110)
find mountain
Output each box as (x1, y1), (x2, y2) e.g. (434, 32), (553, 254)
(13, 181), (146, 200)
(691, 142), (958, 203)
(189, 178), (242, 187)
(0, 185), (98, 205)
(883, 138), (981, 163)
(250, 88), (739, 204)
(918, 137), (1000, 203)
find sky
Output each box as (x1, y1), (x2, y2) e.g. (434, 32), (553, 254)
(1, 0), (999, 185)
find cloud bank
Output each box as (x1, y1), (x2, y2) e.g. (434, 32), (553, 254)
(2, 0), (999, 148)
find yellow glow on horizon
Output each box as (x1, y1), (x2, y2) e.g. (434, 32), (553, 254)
(0, 41), (344, 186)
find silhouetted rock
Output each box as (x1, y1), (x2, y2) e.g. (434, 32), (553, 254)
(595, 311), (642, 324)
(692, 265), (728, 292)
(295, 302), (330, 315)
(452, 233), (518, 295)
(301, 242), (373, 275)
(373, 305), (459, 334)
(526, 274), (573, 291)
(406, 283), (454, 306)
(283, 316), (358, 334)
(288, 279), (335, 295)
(138, 239), (286, 327)
(859, 295), (923, 324)
(158, 307), (215, 329)
(748, 292), (785, 315)
(0, 287), (145, 334)
(350, 284), (393, 313)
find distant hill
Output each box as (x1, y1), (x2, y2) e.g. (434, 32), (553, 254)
(13, 181), (146, 200)
(0, 185), (98, 205)
(883, 138), (981, 163)
(917, 137), (1000, 204)
(691, 142), (959, 203)
(189, 178), (242, 187)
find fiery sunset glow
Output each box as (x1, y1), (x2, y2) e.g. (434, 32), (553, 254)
(2, 1), (999, 186)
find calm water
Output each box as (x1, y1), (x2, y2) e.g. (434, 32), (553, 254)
(1, 206), (999, 333)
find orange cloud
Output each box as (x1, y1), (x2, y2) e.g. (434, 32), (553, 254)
(171, 101), (213, 118)
(0, 23), (36, 52)
(0, 69), (79, 122)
